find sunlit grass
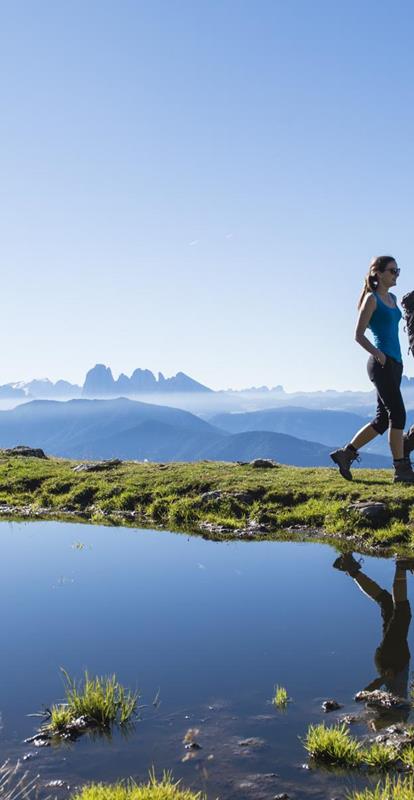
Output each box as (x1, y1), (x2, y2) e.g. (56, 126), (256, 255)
(400, 745), (414, 770)
(48, 669), (138, 733)
(1, 455), (414, 549)
(347, 774), (414, 799)
(304, 723), (362, 767)
(361, 742), (398, 770)
(71, 773), (206, 800)
(272, 685), (289, 708)
(304, 723), (406, 771)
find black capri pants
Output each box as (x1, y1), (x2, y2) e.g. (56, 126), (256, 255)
(367, 355), (406, 434)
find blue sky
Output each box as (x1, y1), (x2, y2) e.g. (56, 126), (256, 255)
(1, 0), (414, 392)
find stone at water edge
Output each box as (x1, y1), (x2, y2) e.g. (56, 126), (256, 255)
(354, 689), (410, 708)
(322, 699), (342, 712)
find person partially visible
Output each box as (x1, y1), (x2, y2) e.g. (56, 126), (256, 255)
(330, 255), (414, 483)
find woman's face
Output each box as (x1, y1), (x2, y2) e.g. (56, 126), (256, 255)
(378, 260), (400, 289)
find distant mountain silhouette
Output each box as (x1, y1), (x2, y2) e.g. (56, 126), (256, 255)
(82, 364), (212, 397)
(209, 407), (371, 446)
(194, 429), (390, 468)
(209, 406), (414, 458)
(0, 398), (391, 467)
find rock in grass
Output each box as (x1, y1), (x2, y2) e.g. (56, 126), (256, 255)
(348, 501), (388, 525)
(72, 459), (122, 473)
(322, 699), (342, 712)
(199, 490), (223, 503)
(4, 445), (47, 459)
(249, 458), (279, 468)
(232, 489), (262, 503)
(371, 724), (414, 752)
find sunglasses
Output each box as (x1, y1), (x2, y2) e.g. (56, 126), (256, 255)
(385, 267), (400, 276)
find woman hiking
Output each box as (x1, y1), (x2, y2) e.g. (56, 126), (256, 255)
(330, 255), (414, 483)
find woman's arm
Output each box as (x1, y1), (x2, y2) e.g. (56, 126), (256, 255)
(355, 294), (386, 365)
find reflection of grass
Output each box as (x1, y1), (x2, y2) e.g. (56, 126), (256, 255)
(347, 775), (414, 799)
(0, 761), (40, 800)
(48, 669), (138, 733)
(272, 685), (288, 708)
(72, 773), (205, 800)
(304, 724), (362, 767)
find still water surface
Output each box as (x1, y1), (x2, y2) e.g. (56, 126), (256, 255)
(1, 521), (413, 798)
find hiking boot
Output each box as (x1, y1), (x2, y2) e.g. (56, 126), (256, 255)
(393, 457), (414, 484)
(329, 445), (361, 481)
(333, 553), (363, 577)
(403, 426), (414, 458)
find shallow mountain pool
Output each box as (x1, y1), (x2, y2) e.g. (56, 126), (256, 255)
(1, 521), (413, 798)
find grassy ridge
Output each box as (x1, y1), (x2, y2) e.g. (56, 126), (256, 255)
(1, 454), (414, 550)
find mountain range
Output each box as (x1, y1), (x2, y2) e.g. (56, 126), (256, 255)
(0, 397), (391, 467)
(3, 364), (212, 400)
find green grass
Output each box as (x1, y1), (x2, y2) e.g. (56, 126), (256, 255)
(347, 775), (414, 799)
(304, 723), (404, 772)
(71, 773), (206, 800)
(304, 723), (363, 766)
(361, 742), (398, 770)
(48, 669), (138, 733)
(2, 454), (414, 550)
(400, 745), (414, 769)
(272, 685), (289, 708)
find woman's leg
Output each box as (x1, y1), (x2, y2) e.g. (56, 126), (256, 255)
(353, 571), (386, 602)
(367, 357), (407, 462)
(389, 428), (404, 460)
(350, 422), (380, 450)
(393, 564), (408, 603)
(330, 357), (405, 480)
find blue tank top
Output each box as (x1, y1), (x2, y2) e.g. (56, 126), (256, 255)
(368, 292), (402, 363)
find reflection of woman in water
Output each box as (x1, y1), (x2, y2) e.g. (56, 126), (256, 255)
(334, 553), (412, 725)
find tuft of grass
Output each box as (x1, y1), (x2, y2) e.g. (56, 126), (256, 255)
(305, 723), (403, 772)
(272, 685), (289, 708)
(48, 669), (138, 732)
(400, 745), (414, 770)
(48, 704), (72, 731)
(347, 774), (414, 799)
(304, 723), (362, 767)
(362, 742), (398, 770)
(71, 772), (206, 800)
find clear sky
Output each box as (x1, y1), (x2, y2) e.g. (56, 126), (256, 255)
(1, 0), (414, 392)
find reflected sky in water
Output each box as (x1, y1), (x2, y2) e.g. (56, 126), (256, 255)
(1, 521), (413, 798)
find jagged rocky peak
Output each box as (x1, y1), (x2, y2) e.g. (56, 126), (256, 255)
(129, 369), (157, 391)
(82, 364), (115, 396)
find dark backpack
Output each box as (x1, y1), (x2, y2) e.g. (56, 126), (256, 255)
(401, 290), (414, 356)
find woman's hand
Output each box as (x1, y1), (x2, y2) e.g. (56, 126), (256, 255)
(375, 350), (387, 366)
